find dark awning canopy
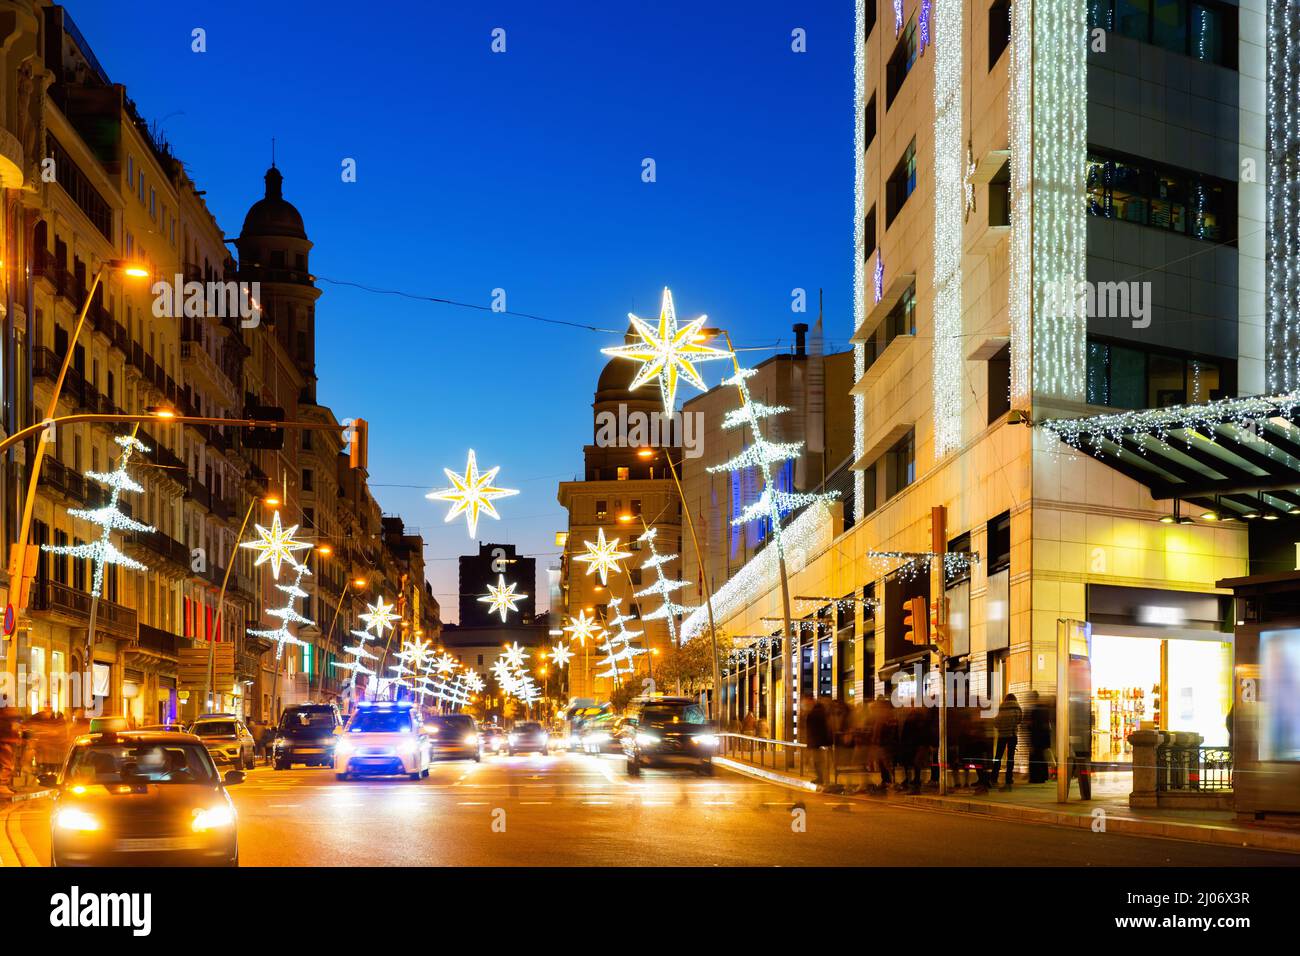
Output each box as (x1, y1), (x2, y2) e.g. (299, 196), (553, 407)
(1040, 394), (1300, 520)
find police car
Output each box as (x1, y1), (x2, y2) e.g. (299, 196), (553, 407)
(333, 701), (431, 780)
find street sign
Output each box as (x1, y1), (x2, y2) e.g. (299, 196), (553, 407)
(3, 603), (14, 636)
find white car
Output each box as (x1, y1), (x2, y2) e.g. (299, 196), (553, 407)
(334, 702), (431, 780)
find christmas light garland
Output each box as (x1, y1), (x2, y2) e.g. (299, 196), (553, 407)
(931, 0), (963, 455)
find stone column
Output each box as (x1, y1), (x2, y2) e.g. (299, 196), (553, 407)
(1128, 729), (1165, 808)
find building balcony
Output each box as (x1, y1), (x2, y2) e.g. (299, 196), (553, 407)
(135, 622), (189, 659)
(30, 578), (137, 641)
(124, 528), (191, 573)
(39, 455), (88, 505)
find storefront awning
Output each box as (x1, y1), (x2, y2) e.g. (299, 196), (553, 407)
(1040, 394), (1300, 520)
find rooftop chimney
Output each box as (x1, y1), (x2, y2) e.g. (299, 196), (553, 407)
(793, 322), (809, 357)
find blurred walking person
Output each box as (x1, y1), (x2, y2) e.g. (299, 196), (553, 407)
(991, 693), (1022, 789)
(803, 696), (833, 786)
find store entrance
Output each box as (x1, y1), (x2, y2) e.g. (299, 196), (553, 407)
(1089, 632), (1231, 763)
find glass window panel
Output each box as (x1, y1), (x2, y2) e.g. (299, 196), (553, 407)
(1110, 345), (1146, 409)
(1153, 0), (1188, 52)
(1151, 169), (1186, 232)
(1116, 0), (1151, 39)
(1148, 353), (1186, 407)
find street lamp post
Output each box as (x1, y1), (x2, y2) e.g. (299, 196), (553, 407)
(202, 493), (279, 714)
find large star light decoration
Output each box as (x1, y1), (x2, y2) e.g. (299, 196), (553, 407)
(478, 574), (527, 622)
(563, 609), (604, 646)
(600, 287), (731, 413)
(574, 527), (632, 586)
(549, 643), (573, 668)
(426, 449), (520, 538)
(240, 510), (311, 580)
(359, 595), (400, 638)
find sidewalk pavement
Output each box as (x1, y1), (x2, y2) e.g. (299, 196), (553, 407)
(714, 751), (1300, 854)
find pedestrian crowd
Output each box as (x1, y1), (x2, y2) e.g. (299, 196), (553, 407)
(734, 690), (1059, 794)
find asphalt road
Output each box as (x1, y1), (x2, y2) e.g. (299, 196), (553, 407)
(10, 751), (1297, 866)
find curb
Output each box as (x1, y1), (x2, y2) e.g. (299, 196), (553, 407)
(719, 760), (1300, 855)
(0, 798), (45, 867)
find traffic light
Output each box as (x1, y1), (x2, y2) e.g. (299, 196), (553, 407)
(348, 417), (368, 470)
(902, 595), (929, 646)
(243, 404), (285, 450)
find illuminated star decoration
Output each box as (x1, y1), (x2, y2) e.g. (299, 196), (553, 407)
(478, 574), (527, 623)
(549, 643), (573, 668)
(359, 595), (400, 638)
(42, 434), (155, 598)
(573, 527), (632, 586)
(563, 609), (604, 646)
(434, 652), (459, 676)
(425, 449), (520, 538)
(240, 509), (311, 580)
(600, 287), (731, 414)
(503, 641), (528, 670)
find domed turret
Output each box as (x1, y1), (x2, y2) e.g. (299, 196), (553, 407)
(240, 166), (307, 240)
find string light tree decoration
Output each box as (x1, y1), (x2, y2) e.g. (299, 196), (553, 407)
(596, 597), (646, 683)
(42, 433), (155, 667)
(633, 527), (694, 662)
(425, 449), (520, 538)
(333, 595), (400, 702)
(247, 561), (315, 720)
(704, 364), (839, 737)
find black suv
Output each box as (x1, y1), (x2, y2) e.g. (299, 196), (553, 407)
(272, 703), (343, 769)
(620, 697), (718, 776)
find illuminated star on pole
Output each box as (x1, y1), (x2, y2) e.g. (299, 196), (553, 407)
(549, 643), (573, 668)
(359, 595), (400, 638)
(574, 527), (632, 586)
(239, 509), (311, 580)
(600, 287), (731, 413)
(426, 449), (520, 538)
(563, 609), (604, 647)
(478, 574), (527, 623)
(434, 653), (459, 676)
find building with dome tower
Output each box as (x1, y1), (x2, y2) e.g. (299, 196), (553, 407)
(556, 332), (685, 702)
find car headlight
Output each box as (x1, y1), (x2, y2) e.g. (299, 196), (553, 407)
(274, 738), (288, 748)
(508, 734), (518, 744)
(192, 805), (235, 832)
(55, 807), (100, 832)
(693, 734), (720, 747)
(590, 733), (610, 743)
(635, 732), (660, 747)
(463, 733), (479, 745)
(336, 741), (354, 757)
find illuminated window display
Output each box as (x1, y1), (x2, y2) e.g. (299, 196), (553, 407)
(1089, 633), (1231, 762)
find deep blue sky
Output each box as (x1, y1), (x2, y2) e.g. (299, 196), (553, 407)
(73, 0), (853, 619)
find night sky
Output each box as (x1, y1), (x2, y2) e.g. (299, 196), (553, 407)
(73, 0), (853, 619)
